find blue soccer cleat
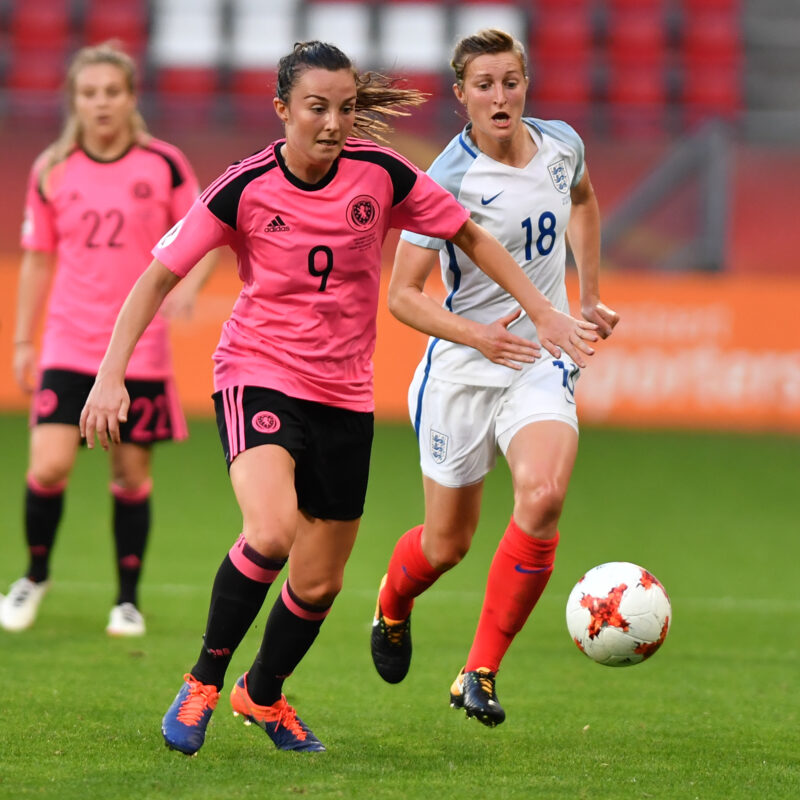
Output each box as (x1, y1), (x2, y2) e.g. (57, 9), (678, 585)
(162, 673), (220, 755)
(230, 673), (325, 752)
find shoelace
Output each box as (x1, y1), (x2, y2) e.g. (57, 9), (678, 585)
(382, 617), (408, 647)
(176, 675), (219, 725)
(274, 700), (307, 741)
(119, 605), (139, 623)
(11, 584), (33, 607)
(475, 672), (496, 698)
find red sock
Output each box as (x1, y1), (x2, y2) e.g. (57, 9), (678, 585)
(379, 525), (441, 620)
(465, 518), (559, 673)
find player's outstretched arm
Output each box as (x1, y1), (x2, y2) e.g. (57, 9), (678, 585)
(567, 167), (620, 339)
(80, 259), (180, 451)
(389, 238), (539, 369)
(451, 219), (598, 368)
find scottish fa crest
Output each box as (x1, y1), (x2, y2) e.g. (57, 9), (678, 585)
(548, 160), (569, 194)
(430, 429), (448, 464)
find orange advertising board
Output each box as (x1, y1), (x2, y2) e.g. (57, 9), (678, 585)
(1, 256), (799, 433)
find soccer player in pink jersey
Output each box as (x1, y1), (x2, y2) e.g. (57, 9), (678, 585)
(1, 43), (216, 637)
(370, 30), (619, 727)
(80, 41), (597, 755)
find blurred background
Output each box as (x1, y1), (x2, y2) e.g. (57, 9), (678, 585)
(0, 0), (798, 432)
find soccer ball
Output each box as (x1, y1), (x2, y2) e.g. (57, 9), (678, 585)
(565, 561), (671, 667)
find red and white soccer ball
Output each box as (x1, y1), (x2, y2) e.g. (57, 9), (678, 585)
(566, 561), (671, 667)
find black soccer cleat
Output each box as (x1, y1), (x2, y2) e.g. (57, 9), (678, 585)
(449, 667), (506, 727)
(370, 575), (412, 684)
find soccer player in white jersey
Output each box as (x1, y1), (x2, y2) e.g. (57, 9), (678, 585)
(371, 29), (619, 726)
(80, 41), (597, 755)
(1, 43), (215, 637)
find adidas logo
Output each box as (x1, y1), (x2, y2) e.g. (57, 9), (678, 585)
(264, 214), (290, 233)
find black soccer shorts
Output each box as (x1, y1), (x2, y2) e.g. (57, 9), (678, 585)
(213, 385), (374, 521)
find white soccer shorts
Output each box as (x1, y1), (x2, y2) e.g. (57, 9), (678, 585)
(408, 356), (580, 488)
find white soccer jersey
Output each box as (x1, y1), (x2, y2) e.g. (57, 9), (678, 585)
(401, 117), (585, 387)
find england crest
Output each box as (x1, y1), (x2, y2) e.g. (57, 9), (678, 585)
(430, 429), (448, 464)
(548, 160), (569, 194)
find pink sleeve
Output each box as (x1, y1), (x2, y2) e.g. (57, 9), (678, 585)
(390, 171), (470, 241)
(20, 161), (56, 252)
(168, 148), (201, 223)
(153, 199), (232, 277)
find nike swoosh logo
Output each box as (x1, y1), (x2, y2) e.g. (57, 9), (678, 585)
(481, 191), (504, 205)
(514, 564), (550, 574)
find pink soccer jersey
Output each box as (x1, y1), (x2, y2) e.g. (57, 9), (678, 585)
(21, 138), (199, 378)
(153, 138), (469, 412)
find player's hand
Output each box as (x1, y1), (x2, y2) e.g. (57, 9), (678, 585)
(79, 378), (130, 451)
(536, 307), (598, 368)
(12, 342), (37, 394)
(473, 309), (541, 369)
(581, 300), (620, 339)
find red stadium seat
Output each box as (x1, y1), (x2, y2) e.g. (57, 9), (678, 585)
(156, 67), (219, 123)
(607, 0), (668, 10)
(9, 0), (72, 51)
(607, 64), (668, 136)
(681, 11), (741, 69)
(83, 0), (149, 58)
(530, 8), (593, 68)
(607, 10), (669, 69)
(681, 64), (741, 123)
(5, 49), (66, 120)
(530, 61), (594, 128)
(681, 0), (740, 11)
(230, 68), (278, 124)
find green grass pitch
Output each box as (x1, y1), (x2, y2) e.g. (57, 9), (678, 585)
(0, 413), (797, 799)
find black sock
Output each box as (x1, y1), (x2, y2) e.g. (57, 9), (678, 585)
(247, 581), (331, 706)
(112, 487), (151, 606)
(25, 481), (65, 583)
(191, 550), (286, 690)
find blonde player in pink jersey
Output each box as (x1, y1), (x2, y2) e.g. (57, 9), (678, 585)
(80, 41), (597, 755)
(370, 30), (619, 726)
(1, 43), (215, 637)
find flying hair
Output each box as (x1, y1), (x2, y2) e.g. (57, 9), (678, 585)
(277, 41), (428, 141)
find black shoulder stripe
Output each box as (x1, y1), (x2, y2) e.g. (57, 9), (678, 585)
(341, 149), (417, 206)
(143, 145), (186, 189)
(207, 162), (278, 230)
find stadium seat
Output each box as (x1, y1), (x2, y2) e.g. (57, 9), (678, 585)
(5, 49), (66, 120)
(681, 64), (741, 123)
(529, 60), (593, 128)
(155, 67), (219, 123)
(229, 68), (278, 124)
(229, 0), (299, 69)
(374, 2), (450, 133)
(452, 4), (527, 45)
(149, 0), (224, 68)
(530, 8), (593, 68)
(681, 10), (741, 70)
(9, 0), (72, 52)
(304, 3), (374, 66)
(376, 2), (448, 75)
(681, 0), (740, 11)
(607, 9), (668, 69)
(606, 0), (668, 10)
(83, 0), (149, 58)
(607, 63), (668, 136)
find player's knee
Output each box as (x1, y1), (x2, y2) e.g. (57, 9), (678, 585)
(293, 577), (341, 608)
(424, 538), (469, 571)
(514, 480), (566, 531)
(28, 461), (71, 489)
